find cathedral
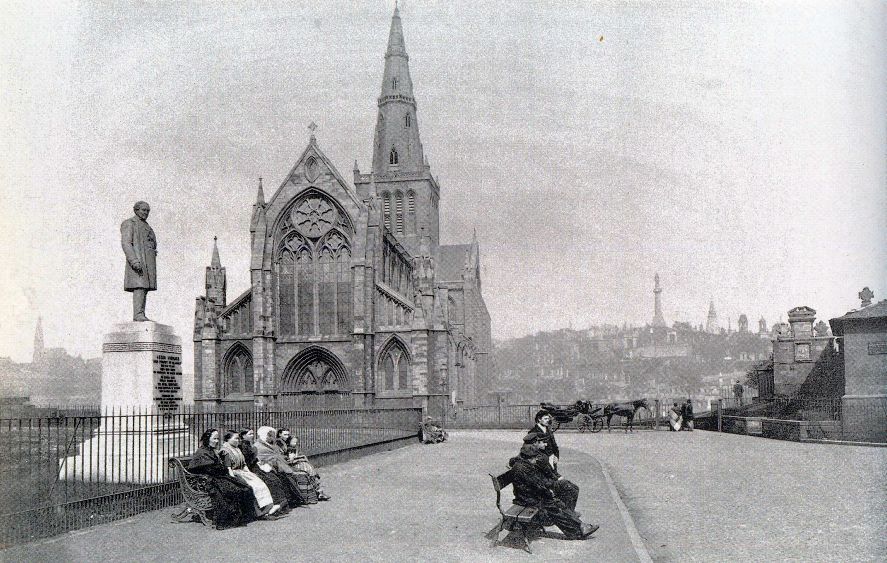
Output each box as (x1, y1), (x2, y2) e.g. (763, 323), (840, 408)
(192, 7), (491, 414)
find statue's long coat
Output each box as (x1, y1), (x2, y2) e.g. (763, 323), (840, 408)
(121, 216), (157, 291)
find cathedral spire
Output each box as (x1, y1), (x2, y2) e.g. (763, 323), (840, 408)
(372, 5), (425, 175)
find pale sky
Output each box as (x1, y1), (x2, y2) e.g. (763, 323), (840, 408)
(1, 0), (885, 364)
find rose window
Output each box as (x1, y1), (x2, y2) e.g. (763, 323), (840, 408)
(293, 197), (337, 238)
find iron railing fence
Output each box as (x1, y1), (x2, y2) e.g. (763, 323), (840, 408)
(0, 406), (420, 547)
(445, 401), (661, 430)
(720, 396), (843, 421)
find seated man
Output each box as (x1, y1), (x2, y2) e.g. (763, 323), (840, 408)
(508, 443), (598, 540)
(521, 434), (579, 512)
(525, 409), (559, 470)
(421, 416), (448, 444)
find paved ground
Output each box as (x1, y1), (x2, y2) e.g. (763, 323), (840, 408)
(4, 429), (885, 562)
(1, 431), (642, 562)
(555, 429), (887, 562)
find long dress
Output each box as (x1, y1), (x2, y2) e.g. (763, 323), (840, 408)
(239, 442), (297, 509)
(254, 439), (309, 504)
(188, 446), (255, 529)
(669, 407), (683, 431)
(284, 442), (326, 499)
(219, 443), (274, 509)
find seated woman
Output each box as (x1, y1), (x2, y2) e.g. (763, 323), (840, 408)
(279, 431), (330, 502)
(238, 428), (300, 511)
(669, 402), (683, 431)
(188, 428), (256, 529)
(219, 431), (282, 518)
(254, 426), (316, 504)
(420, 416), (448, 444)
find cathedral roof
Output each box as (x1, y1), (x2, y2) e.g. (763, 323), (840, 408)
(437, 244), (471, 282)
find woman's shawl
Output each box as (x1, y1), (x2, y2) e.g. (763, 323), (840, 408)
(220, 442), (246, 470)
(255, 437), (293, 474)
(188, 446), (226, 477)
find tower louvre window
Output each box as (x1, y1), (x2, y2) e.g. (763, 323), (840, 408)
(405, 113), (411, 127)
(395, 192), (404, 234)
(381, 191), (391, 229)
(392, 77), (398, 90)
(389, 147), (398, 165)
(407, 191), (416, 233)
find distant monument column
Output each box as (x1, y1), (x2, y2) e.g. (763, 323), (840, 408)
(652, 273), (666, 327)
(60, 202), (190, 483)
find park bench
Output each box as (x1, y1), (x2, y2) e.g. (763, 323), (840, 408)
(169, 456), (214, 527)
(489, 469), (542, 553)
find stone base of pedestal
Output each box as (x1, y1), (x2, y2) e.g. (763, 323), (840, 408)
(59, 421), (194, 483)
(59, 321), (193, 483)
(101, 322), (184, 410)
(842, 394), (887, 443)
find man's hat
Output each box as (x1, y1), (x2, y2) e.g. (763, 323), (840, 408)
(523, 432), (545, 444)
(519, 444), (541, 459)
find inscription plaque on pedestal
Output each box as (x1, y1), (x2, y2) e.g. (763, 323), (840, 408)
(152, 352), (183, 412)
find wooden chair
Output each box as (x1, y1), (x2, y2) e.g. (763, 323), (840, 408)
(489, 470), (541, 553)
(169, 456), (214, 526)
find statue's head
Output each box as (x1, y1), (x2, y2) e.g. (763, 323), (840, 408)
(133, 201), (150, 220)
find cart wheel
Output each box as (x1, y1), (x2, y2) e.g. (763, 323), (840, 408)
(577, 414), (591, 433)
(550, 419), (561, 432)
(591, 419), (603, 433)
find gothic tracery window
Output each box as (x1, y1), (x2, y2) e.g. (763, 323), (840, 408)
(275, 193), (353, 337)
(379, 340), (410, 392)
(389, 147), (398, 165)
(224, 347), (253, 396)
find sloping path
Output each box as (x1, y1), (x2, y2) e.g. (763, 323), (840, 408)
(2, 431), (644, 562)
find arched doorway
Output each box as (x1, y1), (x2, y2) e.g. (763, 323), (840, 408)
(279, 346), (351, 408)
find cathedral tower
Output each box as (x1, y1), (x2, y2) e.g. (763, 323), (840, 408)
(356, 5), (440, 256)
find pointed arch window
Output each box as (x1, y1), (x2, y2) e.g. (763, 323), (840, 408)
(392, 76), (398, 90)
(275, 193), (354, 337)
(224, 347), (254, 396)
(405, 113), (411, 128)
(394, 191), (404, 234)
(379, 340), (411, 392)
(389, 146), (399, 165)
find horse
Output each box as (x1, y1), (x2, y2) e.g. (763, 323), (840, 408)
(603, 398), (651, 432)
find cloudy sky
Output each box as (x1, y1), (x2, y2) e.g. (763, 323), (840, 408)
(1, 0), (884, 363)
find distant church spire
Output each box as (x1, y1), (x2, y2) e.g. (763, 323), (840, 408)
(206, 237), (226, 308)
(372, 5), (425, 175)
(33, 316), (45, 364)
(705, 300), (719, 334)
(652, 273), (666, 327)
(255, 177), (265, 206)
(211, 236), (221, 269)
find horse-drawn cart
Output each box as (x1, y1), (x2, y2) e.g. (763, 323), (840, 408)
(540, 398), (652, 432)
(539, 401), (605, 432)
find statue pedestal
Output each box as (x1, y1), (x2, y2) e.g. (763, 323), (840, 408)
(60, 322), (193, 483)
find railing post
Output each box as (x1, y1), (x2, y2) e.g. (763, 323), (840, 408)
(717, 399), (723, 432)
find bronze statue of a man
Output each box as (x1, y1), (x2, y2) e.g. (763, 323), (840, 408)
(121, 201), (157, 321)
